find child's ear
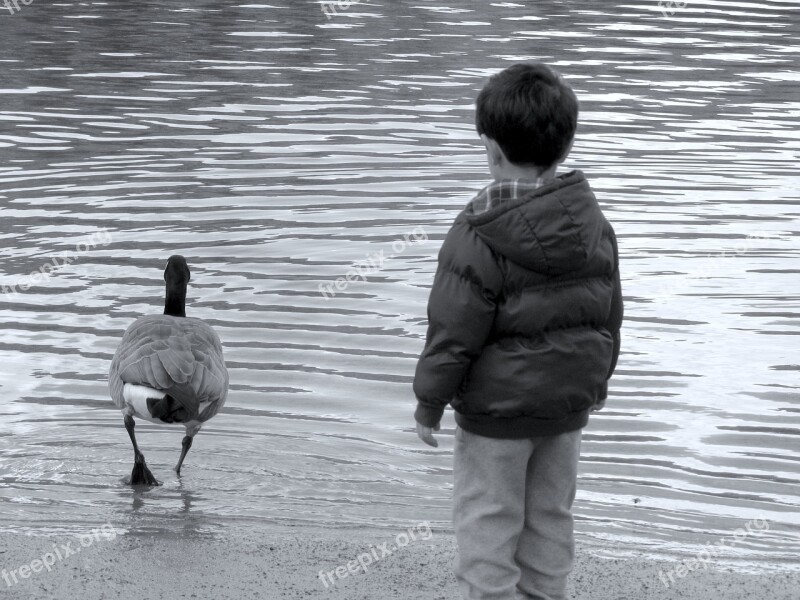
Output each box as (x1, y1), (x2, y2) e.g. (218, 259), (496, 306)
(480, 134), (505, 167)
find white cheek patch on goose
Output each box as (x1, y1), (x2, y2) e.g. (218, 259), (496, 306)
(123, 383), (166, 422)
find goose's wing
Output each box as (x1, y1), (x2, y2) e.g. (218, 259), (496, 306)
(109, 315), (228, 421)
(175, 317), (229, 421)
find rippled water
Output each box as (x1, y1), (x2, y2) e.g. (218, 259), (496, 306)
(0, 0), (798, 567)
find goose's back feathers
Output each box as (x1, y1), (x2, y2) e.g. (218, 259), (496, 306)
(109, 315), (228, 422)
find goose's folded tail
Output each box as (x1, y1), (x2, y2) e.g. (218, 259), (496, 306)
(122, 383), (190, 424)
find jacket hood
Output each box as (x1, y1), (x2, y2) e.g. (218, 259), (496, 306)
(466, 170), (606, 275)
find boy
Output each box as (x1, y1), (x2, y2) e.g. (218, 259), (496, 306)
(413, 62), (623, 600)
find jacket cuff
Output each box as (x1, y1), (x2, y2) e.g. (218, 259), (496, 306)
(414, 401), (445, 428)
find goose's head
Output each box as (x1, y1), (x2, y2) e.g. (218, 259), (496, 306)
(164, 255), (190, 317)
(164, 255), (191, 286)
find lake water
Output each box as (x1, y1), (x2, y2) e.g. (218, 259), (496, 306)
(0, 0), (798, 569)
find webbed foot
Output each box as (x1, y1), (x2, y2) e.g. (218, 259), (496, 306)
(129, 453), (161, 486)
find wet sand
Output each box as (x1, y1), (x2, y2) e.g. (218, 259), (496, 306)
(1, 524), (796, 599)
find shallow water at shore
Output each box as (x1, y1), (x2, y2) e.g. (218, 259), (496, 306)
(0, 0), (798, 566)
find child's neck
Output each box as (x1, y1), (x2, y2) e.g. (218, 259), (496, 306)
(492, 162), (557, 185)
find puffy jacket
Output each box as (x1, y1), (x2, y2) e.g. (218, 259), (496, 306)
(413, 170), (622, 438)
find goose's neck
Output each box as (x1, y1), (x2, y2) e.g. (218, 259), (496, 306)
(164, 284), (186, 317)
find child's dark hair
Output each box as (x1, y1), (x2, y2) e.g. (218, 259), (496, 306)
(476, 62), (578, 168)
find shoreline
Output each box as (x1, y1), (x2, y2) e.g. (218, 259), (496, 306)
(1, 523), (797, 599)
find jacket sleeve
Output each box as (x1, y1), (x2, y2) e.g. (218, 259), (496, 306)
(599, 225), (623, 402)
(413, 219), (502, 427)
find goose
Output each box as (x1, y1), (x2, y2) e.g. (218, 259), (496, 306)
(109, 255), (229, 485)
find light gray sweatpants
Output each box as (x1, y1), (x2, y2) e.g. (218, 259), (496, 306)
(453, 426), (582, 600)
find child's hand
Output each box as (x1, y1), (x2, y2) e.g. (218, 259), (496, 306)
(416, 422), (440, 447)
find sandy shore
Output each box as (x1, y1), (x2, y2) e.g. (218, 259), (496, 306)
(0, 524), (797, 599)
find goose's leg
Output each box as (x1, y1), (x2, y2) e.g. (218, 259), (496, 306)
(174, 423), (201, 476)
(124, 415), (160, 486)
(174, 435), (193, 476)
